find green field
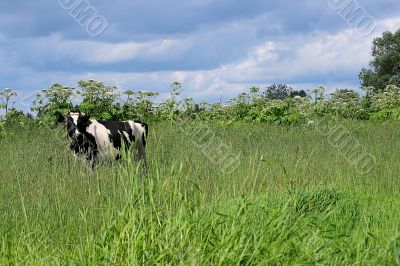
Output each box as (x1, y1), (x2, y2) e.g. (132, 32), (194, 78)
(1, 121), (400, 264)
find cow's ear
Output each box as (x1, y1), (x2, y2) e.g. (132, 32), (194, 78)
(81, 115), (90, 122)
(55, 111), (65, 124)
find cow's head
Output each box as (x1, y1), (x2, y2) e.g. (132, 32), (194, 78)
(75, 113), (91, 133)
(66, 112), (80, 140)
(62, 112), (90, 141)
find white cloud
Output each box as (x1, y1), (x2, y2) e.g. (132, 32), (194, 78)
(253, 42), (281, 63)
(379, 17), (400, 32)
(88, 39), (189, 63)
(5, 14), (400, 113)
(4, 33), (191, 65)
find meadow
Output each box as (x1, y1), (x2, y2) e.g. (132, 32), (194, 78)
(1, 121), (400, 265)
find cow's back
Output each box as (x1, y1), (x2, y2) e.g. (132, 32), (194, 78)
(86, 119), (147, 159)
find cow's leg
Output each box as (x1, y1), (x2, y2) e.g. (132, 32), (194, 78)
(134, 143), (147, 177)
(82, 138), (98, 170)
(87, 151), (99, 170)
(90, 158), (97, 170)
(135, 144), (146, 161)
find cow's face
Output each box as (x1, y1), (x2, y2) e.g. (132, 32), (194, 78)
(66, 112), (80, 141)
(76, 113), (91, 133)
(66, 112), (89, 140)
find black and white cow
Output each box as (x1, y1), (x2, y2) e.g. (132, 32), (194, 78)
(62, 112), (148, 167)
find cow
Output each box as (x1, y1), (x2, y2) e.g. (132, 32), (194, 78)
(59, 112), (148, 168)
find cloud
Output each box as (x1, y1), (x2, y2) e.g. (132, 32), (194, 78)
(47, 15), (396, 100)
(0, 0), (400, 113)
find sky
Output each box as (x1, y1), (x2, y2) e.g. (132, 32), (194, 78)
(1, 0), (400, 112)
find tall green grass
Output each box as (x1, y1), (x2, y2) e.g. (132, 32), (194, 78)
(0, 122), (400, 264)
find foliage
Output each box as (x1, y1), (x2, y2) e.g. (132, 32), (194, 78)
(368, 85), (400, 120)
(21, 79), (400, 126)
(77, 80), (119, 120)
(158, 81), (182, 121)
(262, 83), (293, 100)
(31, 83), (75, 127)
(328, 89), (364, 119)
(311, 85), (326, 103)
(2, 108), (34, 129)
(122, 90), (159, 121)
(360, 29), (400, 92)
(0, 88), (17, 114)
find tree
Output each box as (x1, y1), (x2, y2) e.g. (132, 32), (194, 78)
(249, 86), (260, 103)
(77, 80), (119, 119)
(360, 29), (400, 92)
(30, 83), (75, 126)
(36, 83), (75, 112)
(123, 90), (135, 101)
(312, 86), (326, 103)
(165, 81), (181, 121)
(0, 88), (17, 114)
(170, 81), (181, 103)
(330, 89), (359, 102)
(263, 84), (293, 100)
(290, 90), (307, 98)
(135, 91), (159, 119)
(329, 89), (361, 119)
(370, 85), (400, 111)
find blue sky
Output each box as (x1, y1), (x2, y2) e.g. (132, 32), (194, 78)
(1, 0), (400, 112)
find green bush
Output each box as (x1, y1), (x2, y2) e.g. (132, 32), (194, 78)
(10, 79), (400, 126)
